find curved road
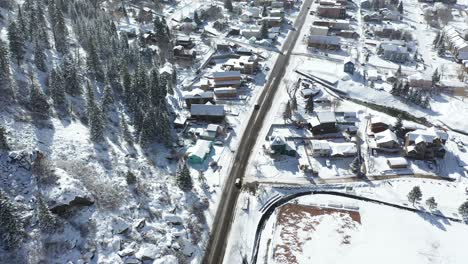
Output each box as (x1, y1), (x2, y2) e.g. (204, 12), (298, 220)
(202, 1), (314, 263)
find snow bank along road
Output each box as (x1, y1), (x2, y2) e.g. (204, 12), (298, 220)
(250, 190), (463, 264)
(202, 0), (314, 263)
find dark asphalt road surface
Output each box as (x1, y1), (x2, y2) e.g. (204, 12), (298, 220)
(202, 1), (314, 263)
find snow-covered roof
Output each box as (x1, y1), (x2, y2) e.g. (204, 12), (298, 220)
(311, 140), (331, 151)
(330, 142), (357, 156)
(308, 35), (340, 45)
(316, 111), (336, 124)
(214, 87), (237, 94)
(188, 140), (212, 159)
(387, 157), (408, 167)
(374, 129), (398, 144)
(206, 124), (220, 132)
(191, 104), (225, 116)
(271, 135), (286, 146)
(212, 71), (241, 79)
(407, 127), (448, 143)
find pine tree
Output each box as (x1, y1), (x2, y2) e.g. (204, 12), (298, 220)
(156, 110), (172, 145)
(224, 0), (233, 12)
(149, 68), (161, 107)
(0, 40), (14, 99)
(17, 6), (28, 41)
(139, 109), (158, 145)
(86, 82), (104, 142)
(305, 96), (314, 113)
(397, 1), (403, 14)
(283, 101), (291, 121)
(0, 0), (14, 9)
(459, 200), (468, 222)
(194, 11), (202, 26)
(396, 65), (402, 77)
(102, 84), (114, 111)
(260, 21), (269, 39)
(390, 81), (400, 96)
(0, 191), (24, 250)
(121, 114), (133, 145)
(407, 186), (422, 206)
(425, 197), (437, 211)
(37, 196), (57, 232)
(8, 21), (25, 65)
(49, 67), (67, 108)
(30, 82), (50, 113)
(432, 69), (440, 85)
(52, 3), (68, 53)
(62, 55), (82, 96)
(0, 126), (9, 151)
(433, 31), (441, 47)
(290, 96), (297, 111)
(34, 42), (47, 72)
(86, 39), (105, 83)
(262, 6), (268, 17)
(394, 115), (403, 137)
(176, 161), (193, 192)
(438, 41), (445, 56)
(422, 96), (430, 109)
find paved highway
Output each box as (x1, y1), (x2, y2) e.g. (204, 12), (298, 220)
(202, 0), (314, 263)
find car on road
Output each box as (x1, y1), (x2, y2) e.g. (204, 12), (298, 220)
(235, 178), (242, 188)
(254, 104), (260, 110)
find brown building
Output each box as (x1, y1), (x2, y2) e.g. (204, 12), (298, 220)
(317, 6), (346, 19)
(404, 127), (448, 159)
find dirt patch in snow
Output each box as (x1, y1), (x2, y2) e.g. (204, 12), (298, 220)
(273, 203), (361, 264)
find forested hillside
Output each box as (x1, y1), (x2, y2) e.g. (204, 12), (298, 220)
(0, 1), (205, 263)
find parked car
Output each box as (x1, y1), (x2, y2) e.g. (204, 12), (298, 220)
(326, 159), (331, 167)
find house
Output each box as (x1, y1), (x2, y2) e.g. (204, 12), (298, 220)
(317, 6), (346, 19)
(387, 157), (408, 169)
(374, 129), (399, 149)
(308, 111), (337, 134)
(241, 28), (262, 39)
(404, 127), (448, 159)
(310, 140), (332, 157)
(343, 58), (355, 74)
(269, 9), (285, 18)
(187, 140), (213, 164)
(174, 115), (187, 128)
(214, 87), (238, 99)
(363, 12), (382, 22)
(361, 0), (372, 9)
(381, 9), (401, 21)
(199, 124), (223, 140)
(443, 26), (468, 61)
(310, 25), (329, 36)
(366, 69), (380, 81)
(175, 37), (195, 49)
(330, 142), (357, 157)
(370, 116), (389, 133)
(173, 46), (196, 60)
(160, 62), (174, 82)
(301, 88), (320, 98)
(212, 71), (242, 88)
(313, 19), (350, 30)
(378, 42), (409, 63)
(269, 136), (296, 156)
(260, 17), (283, 27)
(223, 56), (258, 74)
(184, 89), (214, 107)
(141, 32), (158, 45)
(190, 103), (225, 122)
(137, 7), (153, 23)
(236, 47), (254, 56)
(336, 30), (359, 39)
(408, 72), (433, 89)
(307, 35), (341, 50)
